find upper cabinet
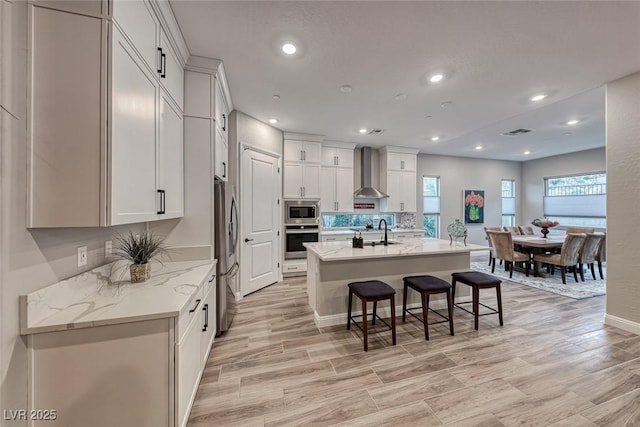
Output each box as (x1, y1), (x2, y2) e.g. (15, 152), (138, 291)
(379, 146), (419, 213)
(27, 0), (187, 227)
(283, 140), (321, 199)
(320, 143), (355, 212)
(183, 58), (232, 182)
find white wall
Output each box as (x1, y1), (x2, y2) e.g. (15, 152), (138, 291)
(605, 72), (640, 333)
(521, 148), (606, 226)
(417, 154), (521, 245)
(0, 1), (145, 420)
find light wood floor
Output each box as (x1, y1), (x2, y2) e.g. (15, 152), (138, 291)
(188, 268), (640, 426)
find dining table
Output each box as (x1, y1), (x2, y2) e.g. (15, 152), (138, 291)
(512, 235), (566, 277)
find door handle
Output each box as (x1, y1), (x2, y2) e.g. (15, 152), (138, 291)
(161, 52), (166, 78)
(157, 47), (163, 73)
(202, 303), (209, 332)
(222, 162), (226, 178)
(222, 113), (226, 132)
(244, 238), (253, 242)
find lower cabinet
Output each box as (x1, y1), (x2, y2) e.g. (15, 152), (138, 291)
(26, 266), (217, 427)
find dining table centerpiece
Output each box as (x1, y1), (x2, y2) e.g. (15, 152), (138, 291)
(531, 218), (560, 238)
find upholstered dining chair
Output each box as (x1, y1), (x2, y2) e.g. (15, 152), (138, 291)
(503, 226), (522, 236)
(595, 233), (606, 279)
(578, 233), (605, 281)
(533, 233), (586, 284)
(566, 227), (595, 234)
(484, 226), (503, 266)
(487, 231), (530, 278)
(518, 226), (535, 235)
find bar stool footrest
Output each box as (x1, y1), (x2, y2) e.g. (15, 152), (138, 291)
(454, 300), (500, 317)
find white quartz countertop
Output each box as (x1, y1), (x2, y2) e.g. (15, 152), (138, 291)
(304, 237), (488, 261)
(20, 260), (216, 335)
(321, 228), (425, 236)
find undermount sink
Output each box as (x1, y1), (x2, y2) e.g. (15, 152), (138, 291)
(368, 240), (400, 246)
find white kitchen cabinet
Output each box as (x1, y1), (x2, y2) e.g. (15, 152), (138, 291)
(283, 162), (320, 199)
(27, 1), (186, 227)
(321, 146), (354, 168)
(214, 76), (230, 142)
(200, 273), (217, 366)
(284, 140), (321, 164)
(158, 92), (184, 218)
(214, 125), (229, 181)
(321, 234), (353, 242)
(380, 146), (419, 213)
(159, 29), (184, 110)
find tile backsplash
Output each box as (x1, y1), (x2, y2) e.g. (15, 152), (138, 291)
(398, 212), (417, 229)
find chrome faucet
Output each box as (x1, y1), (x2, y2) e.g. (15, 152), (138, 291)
(378, 218), (388, 246)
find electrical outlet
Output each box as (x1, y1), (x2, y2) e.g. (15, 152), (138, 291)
(77, 246), (87, 267)
(105, 240), (112, 257)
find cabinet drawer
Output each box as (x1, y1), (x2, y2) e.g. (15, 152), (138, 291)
(202, 267), (216, 298)
(283, 262), (306, 273)
(178, 286), (204, 340)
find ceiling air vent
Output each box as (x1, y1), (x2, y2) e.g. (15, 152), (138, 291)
(502, 128), (533, 136)
(368, 129), (385, 135)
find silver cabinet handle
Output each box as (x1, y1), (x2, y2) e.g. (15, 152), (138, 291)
(300, 150), (304, 161)
(401, 160), (405, 169)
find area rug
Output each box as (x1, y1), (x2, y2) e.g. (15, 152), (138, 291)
(470, 261), (606, 300)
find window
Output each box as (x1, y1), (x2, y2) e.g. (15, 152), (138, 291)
(423, 176), (440, 238)
(544, 173), (606, 228)
(322, 214), (394, 228)
(501, 179), (515, 227)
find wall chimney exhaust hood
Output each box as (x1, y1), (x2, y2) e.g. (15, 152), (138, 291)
(353, 147), (388, 198)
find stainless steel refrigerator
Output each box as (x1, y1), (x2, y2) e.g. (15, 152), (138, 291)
(214, 181), (239, 335)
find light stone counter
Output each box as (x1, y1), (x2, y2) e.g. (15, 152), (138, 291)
(20, 260), (216, 335)
(304, 238), (488, 327)
(320, 228), (425, 236)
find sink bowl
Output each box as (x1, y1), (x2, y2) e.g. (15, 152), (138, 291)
(368, 240), (400, 246)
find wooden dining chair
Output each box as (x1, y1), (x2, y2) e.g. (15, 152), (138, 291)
(565, 227), (595, 234)
(518, 225), (535, 235)
(487, 231), (530, 278)
(533, 233), (586, 284)
(579, 233), (605, 280)
(503, 226), (522, 236)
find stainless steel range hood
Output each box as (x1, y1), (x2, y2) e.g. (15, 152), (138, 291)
(353, 147), (388, 198)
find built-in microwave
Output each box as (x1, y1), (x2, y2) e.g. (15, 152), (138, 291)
(284, 200), (319, 225)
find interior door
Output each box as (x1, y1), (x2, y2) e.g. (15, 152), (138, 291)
(241, 148), (280, 296)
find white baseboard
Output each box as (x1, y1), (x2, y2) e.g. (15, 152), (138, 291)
(604, 313), (640, 335)
(314, 300), (454, 328)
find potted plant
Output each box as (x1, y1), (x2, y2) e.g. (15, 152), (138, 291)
(114, 231), (166, 282)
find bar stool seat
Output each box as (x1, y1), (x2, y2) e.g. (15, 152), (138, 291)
(347, 280), (397, 351)
(402, 275), (454, 340)
(451, 271), (503, 330)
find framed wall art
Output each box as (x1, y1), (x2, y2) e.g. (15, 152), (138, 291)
(464, 189), (484, 224)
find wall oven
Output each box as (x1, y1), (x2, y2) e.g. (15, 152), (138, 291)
(285, 200), (319, 225)
(285, 225), (319, 259)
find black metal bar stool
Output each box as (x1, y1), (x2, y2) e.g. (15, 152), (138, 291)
(451, 271), (503, 330)
(347, 280), (397, 351)
(402, 275), (454, 340)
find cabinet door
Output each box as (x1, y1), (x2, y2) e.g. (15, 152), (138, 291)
(200, 286), (216, 366)
(302, 142), (321, 164)
(383, 170), (402, 212)
(214, 126), (228, 181)
(284, 140), (303, 162)
(401, 172), (417, 212)
(112, 0), (158, 73)
(335, 148), (354, 168)
(320, 167), (336, 211)
(111, 27), (159, 225)
(177, 313), (202, 427)
(184, 71), (211, 118)
(283, 162), (303, 198)
(214, 77), (229, 140)
(159, 30), (183, 110)
(321, 147), (336, 167)
(302, 164), (321, 199)
(335, 167), (354, 212)
(158, 92), (184, 219)
(402, 155), (417, 172)
(386, 153), (416, 171)
(27, 6), (105, 227)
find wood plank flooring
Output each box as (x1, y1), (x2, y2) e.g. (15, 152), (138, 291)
(188, 268), (640, 426)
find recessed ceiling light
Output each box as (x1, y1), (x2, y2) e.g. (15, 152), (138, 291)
(281, 42), (297, 55)
(272, 94), (280, 100)
(395, 93), (407, 101)
(531, 94), (546, 102)
(425, 115), (433, 119)
(475, 145), (483, 150)
(431, 136), (440, 141)
(523, 150), (531, 155)
(567, 119), (579, 125)
(340, 85), (353, 93)
(429, 74), (444, 83)
(359, 128), (367, 134)
(269, 118), (279, 124)
(441, 101), (453, 109)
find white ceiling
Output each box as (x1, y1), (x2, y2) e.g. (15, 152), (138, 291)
(170, 1), (640, 161)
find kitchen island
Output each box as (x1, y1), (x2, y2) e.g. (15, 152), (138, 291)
(304, 238), (488, 327)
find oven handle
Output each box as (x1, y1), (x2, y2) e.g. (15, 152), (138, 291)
(285, 229), (320, 235)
